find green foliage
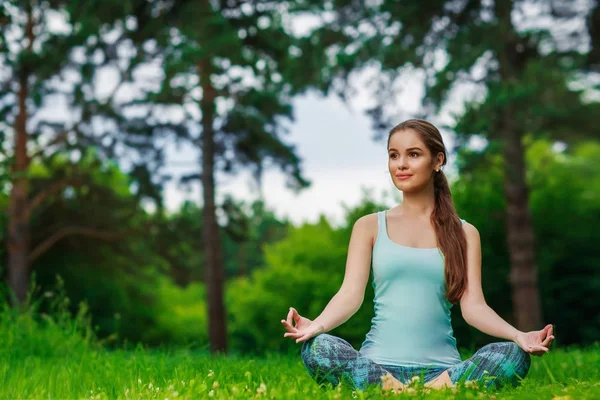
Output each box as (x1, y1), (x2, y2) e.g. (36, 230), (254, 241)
(28, 152), (161, 345)
(0, 301), (599, 399)
(2, 130), (598, 354)
(226, 196), (388, 355)
(6, 151), (294, 347)
(227, 217), (348, 354)
(451, 147), (511, 350)
(221, 197), (290, 279)
(227, 142), (600, 355)
(0, 0), (170, 178)
(0, 159), (7, 251)
(147, 197), (290, 287)
(0, 276), (97, 360)
(131, 1), (317, 191)
(452, 139), (600, 348)
(306, 1), (600, 142)
(456, 56), (600, 147)
(527, 140), (600, 345)
(149, 202), (205, 286)
(142, 277), (208, 347)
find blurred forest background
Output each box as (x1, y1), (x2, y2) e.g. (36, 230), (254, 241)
(1, 0), (599, 357)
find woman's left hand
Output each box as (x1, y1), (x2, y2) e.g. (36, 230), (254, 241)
(513, 324), (554, 356)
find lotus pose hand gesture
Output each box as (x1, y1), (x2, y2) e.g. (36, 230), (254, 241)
(281, 307), (325, 343)
(513, 324), (555, 356)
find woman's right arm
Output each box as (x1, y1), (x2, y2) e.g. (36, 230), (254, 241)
(282, 213), (376, 342)
(311, 213), (375, 333)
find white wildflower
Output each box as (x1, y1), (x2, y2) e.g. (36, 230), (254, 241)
(257, 382), (267, 395)
(464, 380), (479, 389)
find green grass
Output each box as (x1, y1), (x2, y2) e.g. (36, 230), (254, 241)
(0, 289), (598, 399)
(1, 342), (599, 399)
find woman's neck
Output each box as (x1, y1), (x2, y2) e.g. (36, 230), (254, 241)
(398, 185), (436, 218)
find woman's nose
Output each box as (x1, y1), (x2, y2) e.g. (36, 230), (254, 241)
(397, 156), (409, 169)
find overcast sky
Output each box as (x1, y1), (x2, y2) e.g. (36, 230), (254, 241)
(162, 86), (465, 227)
(164, 93), (386, 226)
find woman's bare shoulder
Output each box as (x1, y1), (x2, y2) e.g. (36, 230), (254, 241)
(461, 220), (480, 242)
(354, 212), (379, 247)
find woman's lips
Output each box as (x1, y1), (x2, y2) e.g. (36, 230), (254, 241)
(396, 174), (412, 180)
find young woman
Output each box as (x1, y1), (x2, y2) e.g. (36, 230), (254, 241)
(280, 119), (554, 393)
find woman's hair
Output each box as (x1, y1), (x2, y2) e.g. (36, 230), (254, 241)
(387, 119), (468, 304)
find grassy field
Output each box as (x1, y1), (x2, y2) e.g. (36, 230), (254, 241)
(1, 340), (599, 399)
(1, 300), (598, 399)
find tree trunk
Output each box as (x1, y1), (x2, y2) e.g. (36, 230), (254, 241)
(238, 242), (248, 277)
(495, 0), (543, 331)
(8, 75), (30, 303)
(8, 6), (33, 305)
(199, 59), (228, 354)
(500, 114), (543, 332)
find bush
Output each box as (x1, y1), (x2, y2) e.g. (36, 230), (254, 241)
(141, 277), (209, 347)
(226, 201), (385, 355)
(0, 276), (98, 360)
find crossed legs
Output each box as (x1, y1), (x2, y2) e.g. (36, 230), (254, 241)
(301, 334), (531, 391)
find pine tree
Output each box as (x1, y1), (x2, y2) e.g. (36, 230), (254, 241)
(0, 0), (172, 304)
(306, 0), (600, 330)
(135, 0), (316, 353)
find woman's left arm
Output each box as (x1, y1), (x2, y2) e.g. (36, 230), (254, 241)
(458, 223), (554, 356)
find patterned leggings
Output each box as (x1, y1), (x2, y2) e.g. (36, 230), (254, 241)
(301, 334), (531, 391)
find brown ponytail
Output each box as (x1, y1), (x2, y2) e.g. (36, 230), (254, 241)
(388, 119), (468, 304)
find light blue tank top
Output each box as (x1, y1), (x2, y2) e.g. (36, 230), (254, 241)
(358, 210), (463, 367)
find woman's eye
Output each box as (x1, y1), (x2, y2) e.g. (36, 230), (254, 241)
(390, 154), (398, 159)
(409, 152), (419, 157)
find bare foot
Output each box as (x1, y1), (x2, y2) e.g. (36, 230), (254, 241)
(424, 371), (454, 390)
(381, 372), (406, 394)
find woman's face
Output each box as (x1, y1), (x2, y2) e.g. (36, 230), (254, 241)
(387, 129), (443, 193)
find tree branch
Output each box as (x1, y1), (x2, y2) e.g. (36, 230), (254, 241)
(28, 225), (138, 263)
(26, 176), (85, 218)
(29, 129), (70, 160)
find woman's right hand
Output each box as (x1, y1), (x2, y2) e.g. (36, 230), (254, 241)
(281, 307), (325, 343)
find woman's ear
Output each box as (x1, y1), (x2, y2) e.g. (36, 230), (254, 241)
(435, 152), (445, 171)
